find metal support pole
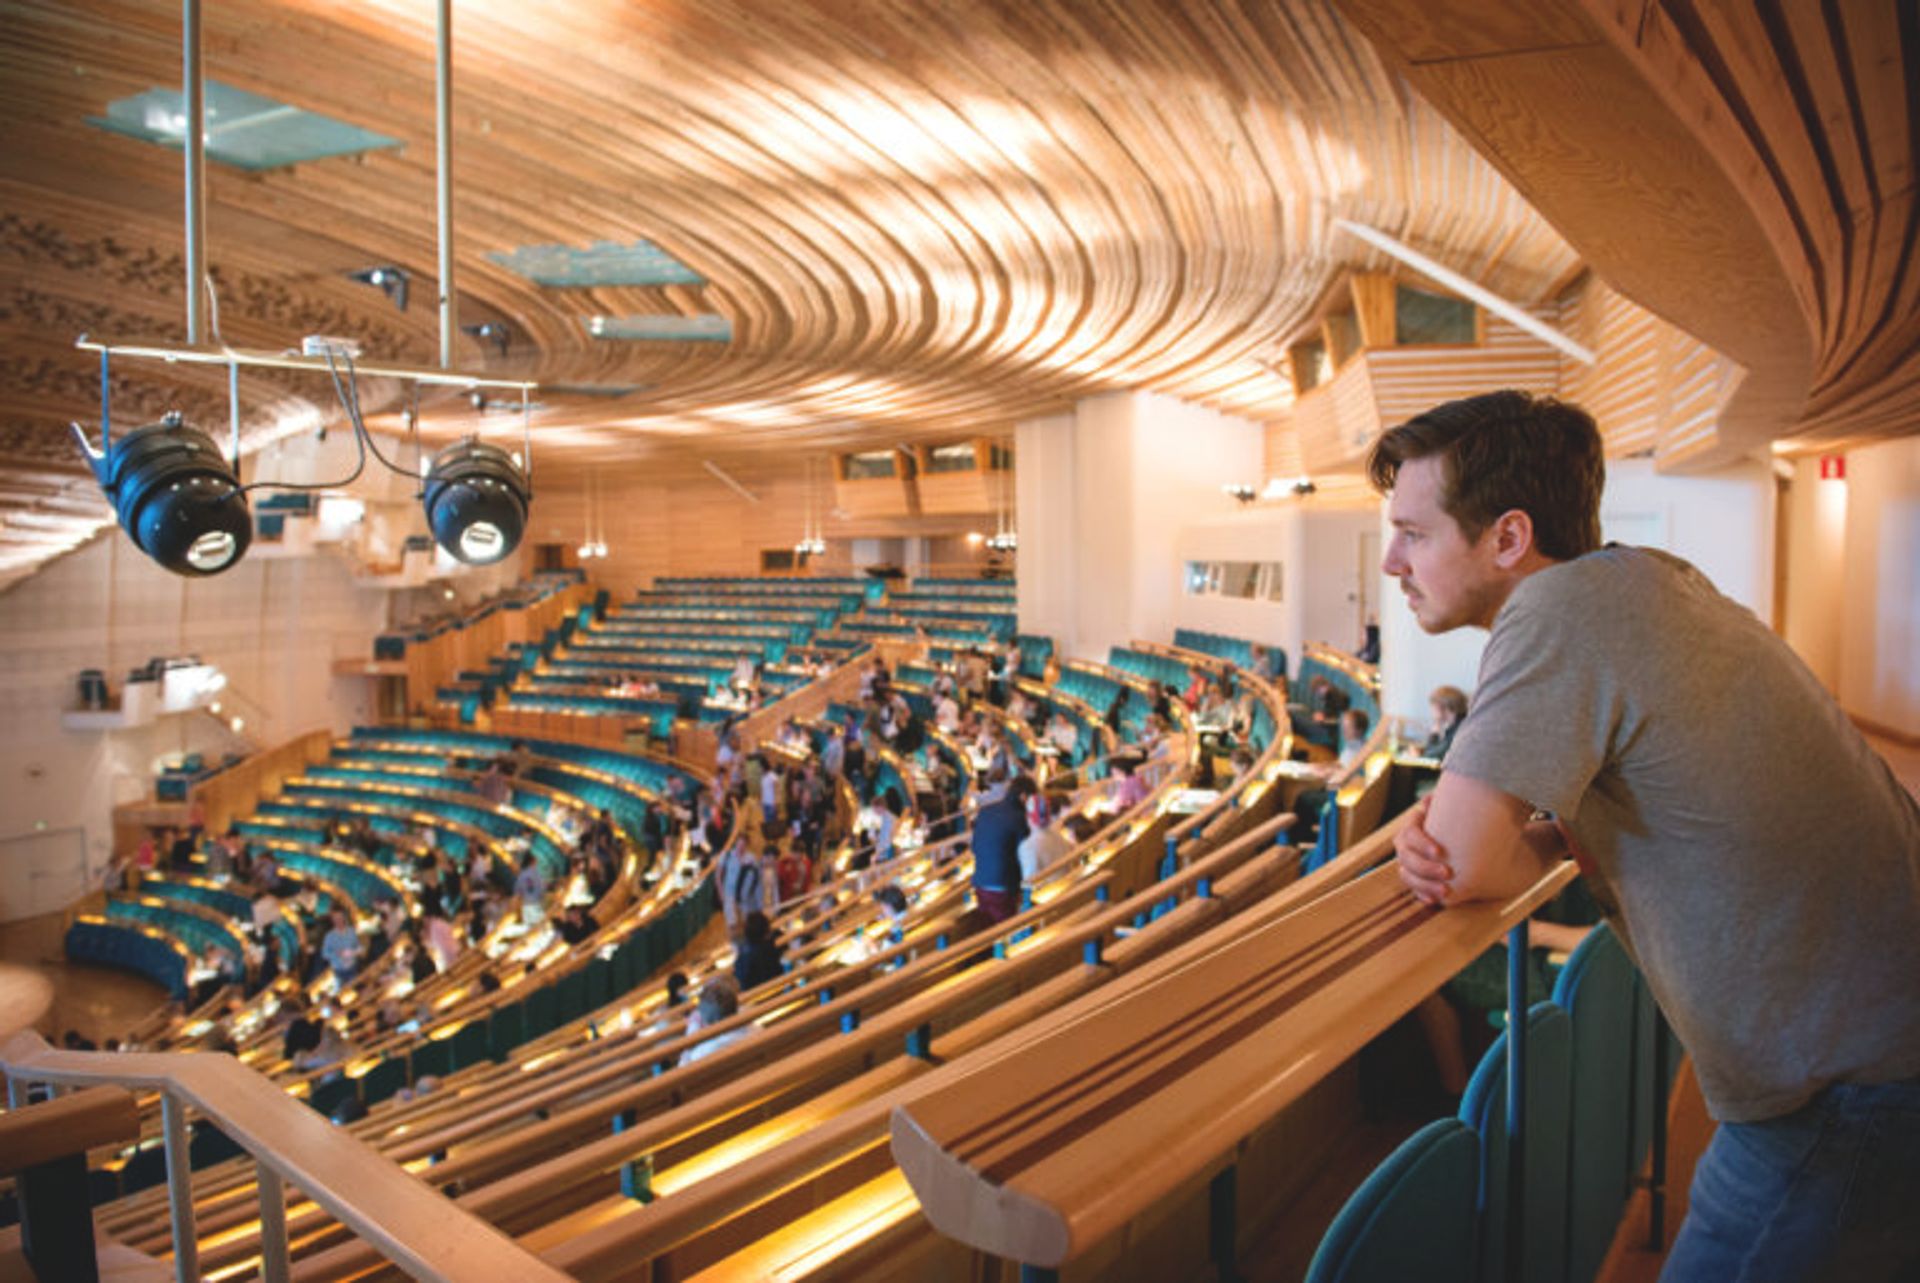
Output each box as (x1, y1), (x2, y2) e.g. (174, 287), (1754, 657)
(182, 0), (206, 345)
(434, 0), (455, 369)
(161, 1092), (199, 1283)
(1504, 920), (1529, 1283)
(256, 1162), (289, 1283)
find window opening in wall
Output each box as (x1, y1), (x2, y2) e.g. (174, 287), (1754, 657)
(1290, 337), (1331, 392)
(1220, 562), (1261, 599)
(988, 442), (1013, 470)
(926, 443), (977, 474)
(1184, 560), (1284, 603)
(1395, 285), (1477, 345)
(843, 450), (897, 480)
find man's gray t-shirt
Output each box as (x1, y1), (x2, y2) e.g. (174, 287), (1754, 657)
(1446, 546), (1920, 1122)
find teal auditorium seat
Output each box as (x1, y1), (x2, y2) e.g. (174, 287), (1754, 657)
(1306, 1118), (1480, 1283)
(1458, 1002), (1572, 1283)
(1551, 924), (1640, 1283)
(1172, 627), (1286, 678)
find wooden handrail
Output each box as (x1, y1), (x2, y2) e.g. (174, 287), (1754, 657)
(890, 856), (1577, 1267)
(0, 1083), (141, 1177)
(0, 1032), (571, 1283)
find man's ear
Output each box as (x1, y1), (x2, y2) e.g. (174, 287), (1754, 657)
(1489, 508), (1537, 569)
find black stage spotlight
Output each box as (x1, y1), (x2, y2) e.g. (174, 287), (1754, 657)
(347, 265), (410, 312)
(422, 438), (528, 564)
(73, 412), (252, 575)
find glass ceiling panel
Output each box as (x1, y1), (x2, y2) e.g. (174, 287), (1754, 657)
(88, 81), (401, 171)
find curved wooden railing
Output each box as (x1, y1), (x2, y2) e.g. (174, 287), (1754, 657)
(0, 1032), (570, 1283)
(890, 847), (1576, 1268)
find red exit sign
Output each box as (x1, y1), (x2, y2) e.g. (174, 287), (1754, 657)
(1819, 454), (1847, 480)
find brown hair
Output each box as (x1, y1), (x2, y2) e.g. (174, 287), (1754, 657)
(1429, 685), (1468, 722)
(1366, 391), (1605, 561)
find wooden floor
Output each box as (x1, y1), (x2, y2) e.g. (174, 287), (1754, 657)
(0, 909), (169, 1048)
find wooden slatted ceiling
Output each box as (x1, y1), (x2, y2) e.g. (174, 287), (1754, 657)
(0, 0), (1583, 580)
(1558, 275), (1740, 463)
(1335, 0), (1919, 464)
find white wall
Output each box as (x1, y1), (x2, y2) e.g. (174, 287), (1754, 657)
(1783, 455), (1848, 692)
(1070, 393), (1139, 660)
(1377, 455), (1780, 728)
(1298, 508), (1380, 651)
(1177, 508), (1301, 655)
(1015, 412), (1079, 653)
(1837, 438), (1920, 738)
(1127, 392), (1265, 651)
(0, 526), (394, 907)
(1601, 455), (1776, 618)
(1017, 392), (1263, 662)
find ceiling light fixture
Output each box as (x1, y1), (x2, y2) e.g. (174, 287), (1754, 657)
(72, 410), (251, 575)
(423, 439), (530, 565)
(1222, 483), (1257, 504)
(71, 0), (532, 576)
(460, 321), (511, 358)
(346, 265), (410, 312)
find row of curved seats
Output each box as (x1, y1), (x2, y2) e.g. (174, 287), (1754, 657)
(1313, 924), (1678, 1283)
(86, 653), (1213, 1275)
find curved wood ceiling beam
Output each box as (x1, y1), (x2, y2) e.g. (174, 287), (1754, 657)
(1, 0), (1588, 576)
(1333, 0), (1915, 465)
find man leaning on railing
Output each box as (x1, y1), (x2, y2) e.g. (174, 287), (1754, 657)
(1369, 390), (1920, 1283)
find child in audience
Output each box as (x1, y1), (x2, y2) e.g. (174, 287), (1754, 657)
(680, 977), (753, 1065)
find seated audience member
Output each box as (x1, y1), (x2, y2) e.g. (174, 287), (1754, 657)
(874, 884), (910, 934)
(681, 978), (754, 1065)
(1289, 709), (1374, 842)
(774, 842), (813, 905)
(291, 1017), (354, 1076)
(319, 908), (361, 983)
(251, 883), (280, 933)
(1018, 794), (1073, 883)
(513, 853), (547, 912)
(1421, 685), (1468, 761)
(665, 971), (691, 1009)
(280, 1003), (321, 1062)
(732, 911), (785, 989)
(422, 902), (461, 973)
(1308, 675), (1351, 724)
(1109, 756), (1149, 811)
(1355, 620), (1381, 665)
(557, 903), (596, 946)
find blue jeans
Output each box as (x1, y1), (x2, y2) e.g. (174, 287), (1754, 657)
(1661, 1075), (1920, 1282)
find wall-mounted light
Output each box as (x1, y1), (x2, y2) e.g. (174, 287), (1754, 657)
(346, 265), (410, 312)
(985, 532), (1018, 552)
(1222, 483), (1257, 504)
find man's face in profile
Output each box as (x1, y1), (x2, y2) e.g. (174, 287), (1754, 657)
(1381, 456), (1506, 633)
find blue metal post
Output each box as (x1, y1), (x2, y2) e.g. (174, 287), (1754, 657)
(1648, 1013), (1671, 1249)
(1505, 920), (1529, 1283)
